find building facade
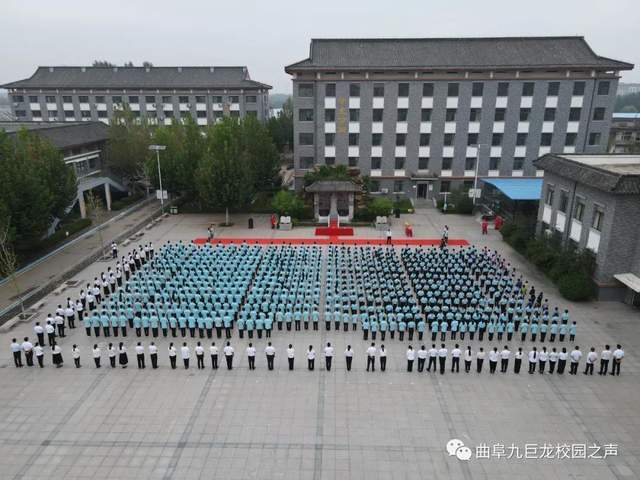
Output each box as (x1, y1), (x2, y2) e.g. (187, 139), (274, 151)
(609, 112), (640, 153)
(534, 154), (640, 304)
(285, 37), (632, 201)
(617, 82), (640, 96)
(2, 66), (271, 126)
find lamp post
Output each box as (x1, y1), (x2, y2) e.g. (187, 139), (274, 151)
(148, 144), (167, 214)
(472, 143), (490, 205)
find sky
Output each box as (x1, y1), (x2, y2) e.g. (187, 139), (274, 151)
(0, 0), (638, 93)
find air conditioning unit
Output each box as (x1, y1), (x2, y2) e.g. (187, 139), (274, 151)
(381, 188), (389, 194)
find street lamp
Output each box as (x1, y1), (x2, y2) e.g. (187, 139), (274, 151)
(471, 144), (490, 205)
(148, 144), (167, 214)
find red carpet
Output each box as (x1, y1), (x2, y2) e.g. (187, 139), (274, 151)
(193, 238), (469, 246)
(315, 226), (354, 236)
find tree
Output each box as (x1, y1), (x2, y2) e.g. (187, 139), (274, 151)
(92, 60), (115, 67)
(271, 190), (305, 218)
(106, 105), (151, 185)
(242, 115), (281, 192)
(142, 61), (154, 68)
(0, 217), (23, 315)
(85, 191), (108, 256)
(266, 96), (293, 152)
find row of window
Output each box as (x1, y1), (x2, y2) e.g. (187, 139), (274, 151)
(24, 110), (254, 120)
(299, 80), (611, 98)
(301, 156), (528, 172)
(544, 185), (604, 232)
(16, 95), (255, 104)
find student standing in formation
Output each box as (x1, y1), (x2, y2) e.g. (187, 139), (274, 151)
(307, 345), (316, 371)
(34, 323), (45, 347)
(246, 343), (256, 370)
(181, 342), (191, 369)
(22, 338), (34, 367)
(72, 345), (81, 368)
(463, 346), (472, 373)
(438, 344), (448, 375)
(427, 344), (438, 372)
(569, 346), (582, 375)
(417, 345), (427, 372)
(45, 321), (56, 347)
(118, 343), (128, 368)
(611, 345), (624, 376)
(108, 343), (116, 368)
(168, 343), (177, 369)
(210, 343), (218, 369)
(265, 342), (276, 370)
(195, 342), (205, 369)
(35, 343), (44, 367)
(149, 342), (158, 369)
(538, 347), (548, 374)
(379, 345), (387, 371)
(599, 345), (611, 375)
(324, 342), (334, 371)
(287, 344), (295, 370)
(584, 348), (597, 375)
(451, 344), (461, 373)
(514, 347), (523, 374)
(476, 347), (485, 373)
(136, 342), (146, 369)
(366, 343), (376, 372)
(223, 342), (234, 370)
(52, 342), (63, 367)
(488, 347), (499, 374)
(528, 347), (538, 374)
(385, 228), (392, 245)
(406, 346), (415, 372)
(557, 347), (568, 374)
(11, 339), (22, 367)
(344, 345), (354, 371)
(500, 346), (510, 373)
(92, 344), (101, 368)
(548, 348), (558, 374)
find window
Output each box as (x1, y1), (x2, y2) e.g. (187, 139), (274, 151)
(212, 111), (222, 120)
(165, 110), (174, 118)
(465, 157), (476, 170)
(348, 157), (359, 167)
(489, 157), (500, 171)
(31, 110), (42, 117)
(29, 95), (39, 103)
(97, 110), (107, 118)
(445, 109), (456, 121)
(420, 133), (430, 146)
(78, 95), (89, 103)
(396, 133), (406, 146)
(421, 109), (432, 122)
(588, 132), (601, 146)
(467, 133), (478, 146)
(373, 83), (384, 97)
(469, 108), (481, 122)
(592, 206), (604, 231)
(161, 96), (171, 103)
(573, 199), (585, 222)
(129, 96), (139, 103)
(145, 96), (156, 103)
(472, 82), (484, 97)
(299, 133), (314, 145)
(418, 157), (429, 170)
(14, 110), (26, 117)
(444, 134), (455, 146)
(212, 96), (223, 103)
(491, 133), (503, 146)
(325, 133), (335, 146)
(393, 181), (404, 193)
(447, 83), (459, 96)
(371, 157), (382, 169)
(541, 133), (552, 146)
(12, 95), (24, 102)
(422, 83), (434, 97)
(395, 157), (405, 169)
(397, 109), (408, 122)
(513, 157), (525, 170)
(229, 111), (239, 118)
(519, 108), (531, 121)
(565, 133), (577, 146)
(81, 110), (91, 118)
(229, 96), (239, 104)
(373, 109), (383, 122)
(64, 110), (75, 118)
(325, 157), (335, 166)
(349, 109), (359, 122)
(349, 83), (360, 97)
(299, 84), (313, 97)
(372, 133), (382, 146)
(544, 108), (556, 121)
(440, 180), (451, 193)
(325, 84), (336, 97)
(593, 107), (605, 121)
(597, 81), (610, 96)
(494, 108), (506, 122)
(369, 180), (380, 192)
(442, 158), (453, 169)
(569, 108), (581, 121)
(516, 133), (527, 146)
(544, 185), (554, 205)
(95, 96), (105, 103)
(398, 83), (409, 97)
(299, 109), (314, 121)
(348, 133), (359, 146)
(547, 82), (560, 96)
(246, 95), (257, 103)
(325, 109), (335, 122)
(497, 82), (509, 97)
(45, 95), (56, 103)
(522, 82), (534, 96)
(62, 96), (72, 103)
(559, 190), (569, 213)
(196, 110), (207, 118)
(300, 157), (315, 169)
(48, 110), (58, 117)
(573, 81), (585, 96)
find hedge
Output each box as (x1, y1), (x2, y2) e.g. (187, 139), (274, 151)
(40, 218), (92, 251)
(111, 194), (144, 211)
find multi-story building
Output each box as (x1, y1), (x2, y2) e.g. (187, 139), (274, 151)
(2, 66), (271, 126)
(535, 153), (640, 304)
(617, 82), (640, 96)
(609, 112), (640, 153)
(285, 37), (633, 201)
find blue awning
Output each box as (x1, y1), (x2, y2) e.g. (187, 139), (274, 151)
(482, 178), (543, 200)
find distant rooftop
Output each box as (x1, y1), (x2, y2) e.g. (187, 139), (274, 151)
(2, 66), (272, 90)
(286, 36), (633, 72)
(612, 112), (640, 120)
(0, 121), (109, 150)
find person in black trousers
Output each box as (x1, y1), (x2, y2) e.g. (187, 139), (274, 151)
(136, 342), (146, 369)
(514, 347), (523, 374)
(345, 345), (353, 371)
(557, 348), (567, 374)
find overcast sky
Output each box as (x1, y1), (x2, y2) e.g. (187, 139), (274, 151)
(1, 0), (638, 93)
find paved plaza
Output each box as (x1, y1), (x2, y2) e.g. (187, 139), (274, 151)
(1, 209), (639, 480)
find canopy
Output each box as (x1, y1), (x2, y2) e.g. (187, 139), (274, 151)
(482, 178), (543, 201)
(614, 273), (640, 293)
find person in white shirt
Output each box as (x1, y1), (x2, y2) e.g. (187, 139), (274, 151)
(569, 346), (582, 375)
(265, 342), (276, 370)
(307, 345), (316, 371)
(246, 343), (256, 370)
(406, 346), (415, 372)
(385, 228), (392, 245)
(379, 344), (387, 371)
(500, 346), (511, 373)
(54, 313), (65, 338)
(344, 345), (354, 371)
(286, 344), (295, 370)
(528, 347), (538, 374)
(324, 342), (334, 371)
(72, 344), (81, 368)
(476, 347), (486, 373)
(52, 343), (63, 368)
(149, 342), (158, 369)
(514, 347), (524, 374)
(65, 305), (76, 329)
(438, 344), (448, 375)
(223, 342), (234, 370)
(557, 348), (568, 374)
(427, 344), (438, 373)
(584, 347), (597, 375)
(34, 322), (45, 347)
(45, 320), (56, 347)
(366, 343), (376, 372)
(210, 342), (219, 369)
(168, 343), (177, 369)
(107, 343), (116, 368)
(451, 344), (461, 373)
(181, 342), (191, 369)
(111, 241), (118, 259)
(548, 347), (558, 374)
(195, 342), (205, 369)
(538, 347), (549, 374)
(611, 344), (624, 376)
(417, 345), (428, 372)
(463, 346), (473, 373)
(21, 338), (34, 367)
(135, 342), (146, 369)
(92, 344), (101, 368)
(488, 347), (499, 374)
(599, 345), (611, 375)
(34, 343), (44, 368)
(10, 339), (23, 367)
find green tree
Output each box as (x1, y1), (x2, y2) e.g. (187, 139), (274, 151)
(266, 96), (293, 152)
(242, 115), (281, 192)
(271, 190), (305, 218)
(106, 105), (151, 184)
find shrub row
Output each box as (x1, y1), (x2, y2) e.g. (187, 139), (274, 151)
(111, 194), (144, 211)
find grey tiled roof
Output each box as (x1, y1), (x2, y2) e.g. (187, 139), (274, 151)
(286, 37), (633, 71)
(2, 66), (272, 90)
(1, 121), (109, 150)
